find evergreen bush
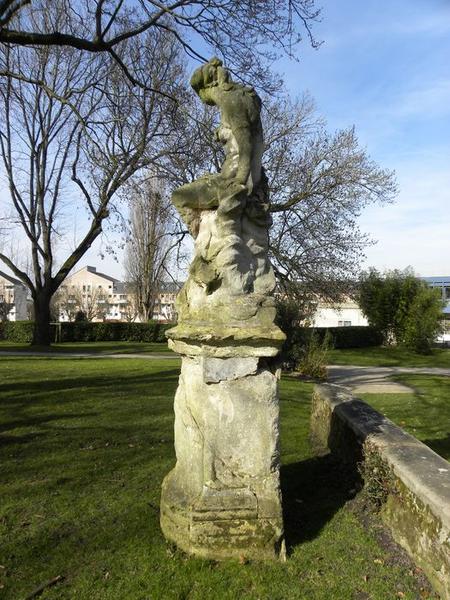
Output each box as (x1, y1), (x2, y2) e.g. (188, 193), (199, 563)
(0, 321), (172, 344)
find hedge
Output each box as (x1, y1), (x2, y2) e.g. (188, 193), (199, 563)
(281, 325), (382, 356)
(313, 326), (383, 349)
(278, 325), (383, 368)
(0, 321), (172, 343)
(0, 321), (36, 343)
(58, 321), (171, 343)
(0, 321), (381, 348)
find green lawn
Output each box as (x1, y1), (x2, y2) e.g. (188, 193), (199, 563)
(361, 374), (450, 461)
(328, 345), (450, 368)
(0, 357), (434, 599)
(0, 340), (171, 354)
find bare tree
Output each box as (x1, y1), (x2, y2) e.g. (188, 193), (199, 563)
(264, 96), (398, 300)
(0, 0), (321, 93)
(78, 286), (110, 322)
(165, 93), (398, 303)
(121, 285), (140, 323)
(52, 285), (79, 322)
(124, 175), (174, 321)
(54, 284), (110, 322)
(0, 10), (185, 344)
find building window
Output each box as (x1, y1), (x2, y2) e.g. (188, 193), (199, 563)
(338, 320), (352, 327)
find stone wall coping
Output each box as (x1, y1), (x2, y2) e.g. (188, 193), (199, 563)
(315, 383), (450, 528)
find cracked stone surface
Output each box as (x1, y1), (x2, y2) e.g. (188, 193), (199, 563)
(202, 356), (259, 383)
(160, 355), (284, 559)
(160, 58), (284, 560)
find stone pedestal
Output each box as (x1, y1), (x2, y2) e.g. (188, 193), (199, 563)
(160, 351), (285, 560)
(159, 57), (286, 560)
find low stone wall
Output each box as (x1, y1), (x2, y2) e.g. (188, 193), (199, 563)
(310, 384), (450, 600)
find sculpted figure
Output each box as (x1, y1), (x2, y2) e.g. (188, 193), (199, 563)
(161, 59), (285, 561)
(173, 56), (264, 235)
(170, 58), (280, 339)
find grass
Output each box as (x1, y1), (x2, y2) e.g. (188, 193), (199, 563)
(0, 357), (434, 599)
(360, 374), (450, 461)
(328, 345), (450, 368)
(0, 340), (171, 354)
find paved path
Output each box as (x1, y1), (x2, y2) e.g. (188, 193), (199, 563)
(328, 365), (450, 394)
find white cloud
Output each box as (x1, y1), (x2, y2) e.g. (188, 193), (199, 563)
(359, 158), (450, 274)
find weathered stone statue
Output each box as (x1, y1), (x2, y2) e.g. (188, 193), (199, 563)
(160, 58), (285, 560)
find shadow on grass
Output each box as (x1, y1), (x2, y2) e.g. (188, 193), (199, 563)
(422, 433), (450, 461)
(0, 368), (181, 400)
(281, 454), (360, 552)
(0, 412), (98, 435)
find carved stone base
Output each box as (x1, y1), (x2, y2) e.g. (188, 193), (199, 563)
(160, 354), (284, 560)
(161, 480), (284, 560)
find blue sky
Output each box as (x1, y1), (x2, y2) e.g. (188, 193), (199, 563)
(82, 0), (450, 279)
(2, 0), (449, 280)
(278, 0), (450, 276)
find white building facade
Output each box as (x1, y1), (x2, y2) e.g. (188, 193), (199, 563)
(310, 298), (368, 328)
(0, 271), (28, 321)
(152, 282), (180, 322)
(59, 266), (133, 321)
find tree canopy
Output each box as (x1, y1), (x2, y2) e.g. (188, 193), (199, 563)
(0, 0), (399, 346)
(359, 268), (443, 353)
(0, 0), (321, 92)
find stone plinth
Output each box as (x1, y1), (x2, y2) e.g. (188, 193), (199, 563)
(160, 57), (285, 560)
(160, 351), (285, 560)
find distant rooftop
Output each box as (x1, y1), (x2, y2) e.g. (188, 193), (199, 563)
(159, 281), (183, 293)
(421, 276), (450, 285)
(68, 265), (121, 284)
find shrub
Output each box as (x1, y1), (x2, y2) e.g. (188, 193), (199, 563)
(0, 321), (35, 343)
(359, 268), (444, 352)
(358, 442), (397, 510)
(296, 331), (331, 379)
(403, 287), (443, 354)
(279, 325), (382, 370)
(58, 321), (172, 343)
(0, 321), (172, 344)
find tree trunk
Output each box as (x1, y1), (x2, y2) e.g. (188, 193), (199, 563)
(143, 298), (155, 322)
(32, 291), (53, 346)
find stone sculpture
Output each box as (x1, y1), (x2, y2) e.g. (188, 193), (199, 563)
(160, 58), (285, 560)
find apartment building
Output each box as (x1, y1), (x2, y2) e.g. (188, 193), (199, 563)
(153, 281), (181, 322)
(58, 266), (132, 321)
(59, 265), (180, 323)
(421, 276), (450, 342)
(0, 270), (28, 321)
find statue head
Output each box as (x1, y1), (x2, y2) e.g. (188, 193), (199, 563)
(190, 57), (231, 104)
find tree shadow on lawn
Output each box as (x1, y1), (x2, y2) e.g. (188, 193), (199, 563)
(422, 433), (450, 462)
(281, 453), (360, 553)
(0, 366), (179, 486)
(0, 368), (181, 399)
